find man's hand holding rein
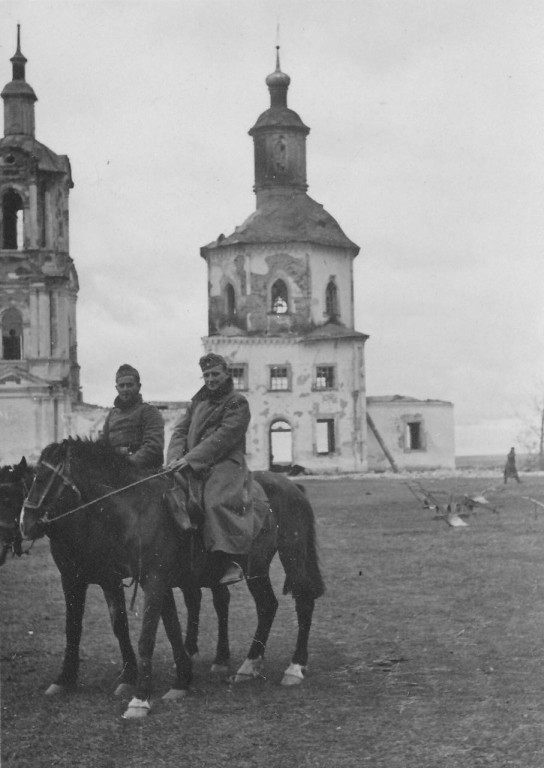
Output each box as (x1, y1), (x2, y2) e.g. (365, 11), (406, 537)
(168, 457), (188, 472)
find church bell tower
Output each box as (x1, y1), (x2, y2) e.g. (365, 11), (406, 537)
(0, 28), (80, 461)
(201, 49), (368, 473)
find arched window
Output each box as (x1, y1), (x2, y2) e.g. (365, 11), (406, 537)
(269, 420), (293, 471)
(271, 279), (288, 314)
(2, 189), (24, 250)
(225, 283), (236, 320)
(325, 280), (338, 320)
(2, 308), (23, 360)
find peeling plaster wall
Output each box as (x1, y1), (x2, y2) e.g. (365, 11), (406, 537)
(304, 249), (354, 326)
(203, 335), (367, 473)
(206, 242), (355, 335)
(366, 399), (455, 471)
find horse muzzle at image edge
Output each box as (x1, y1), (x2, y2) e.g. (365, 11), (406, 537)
(20, 499), (48, 541)
(20, 460), (81, 541)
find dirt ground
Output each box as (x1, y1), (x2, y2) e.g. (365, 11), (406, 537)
(2, 472), (544, 768)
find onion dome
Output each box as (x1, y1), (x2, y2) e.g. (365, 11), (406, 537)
(1, 26), (37, 137)
(265, 47), (291, 107)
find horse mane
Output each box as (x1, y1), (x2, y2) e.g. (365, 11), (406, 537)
(59, 437), (141, 483)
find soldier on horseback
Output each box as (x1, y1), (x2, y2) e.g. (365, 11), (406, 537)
(166, 353), (253, 586)
(102, 364), (165, 470)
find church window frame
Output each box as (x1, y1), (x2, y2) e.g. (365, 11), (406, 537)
(228, 364), (248, 391)
(270, 278), (289, 315)
(1, 307), (24, 360)
(316, 418), (336, 455)
(224, 282), (237, 322)
(325, 278), (339, 321)
(403, 418), (426, 452)
(2, 188), (24, 250)
(268, 365), (291, 392)
(314, 365), (335, 390)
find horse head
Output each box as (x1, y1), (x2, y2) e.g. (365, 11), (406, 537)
(0, 457), (31, 565)
(20, 441), (82, 541)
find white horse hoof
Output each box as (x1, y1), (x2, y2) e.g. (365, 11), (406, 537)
(114, 683), (135, 697)
(281, 663), (306, 686)
(122, 697), (151, 719)
(210, 663), (229, 675)
(162, 688), (188, 702)
(45, 683), (68, 696)
(231, 657), (264, 683)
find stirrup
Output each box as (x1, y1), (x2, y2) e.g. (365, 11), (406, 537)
(219, 562), (244, 586)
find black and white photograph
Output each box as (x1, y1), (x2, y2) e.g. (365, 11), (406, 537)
(1, 1), (543, 766)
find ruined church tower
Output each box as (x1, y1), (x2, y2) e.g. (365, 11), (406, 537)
(0, 28), (80, 461)
(201, 50), (368, 472)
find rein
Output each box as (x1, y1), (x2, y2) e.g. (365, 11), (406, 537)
(30, 461), (175, 526)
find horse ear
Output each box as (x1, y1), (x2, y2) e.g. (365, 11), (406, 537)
(20, 457), (27, 470)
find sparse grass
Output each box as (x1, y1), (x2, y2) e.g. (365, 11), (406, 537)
(2, 473), (544, 767)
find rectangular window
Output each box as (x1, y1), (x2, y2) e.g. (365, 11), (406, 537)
(315, 365), (335, 390)
(406, 422), (422, 450)
(228, 365), (248, 391)
(316, 419), (335, 454)
(269, 365), (290, 391)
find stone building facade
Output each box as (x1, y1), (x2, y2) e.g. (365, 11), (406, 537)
(201, 51), (455, 473)
(0, 30), (80, 463)
(201, 51), (369, 473)
(367, 396), (455, 472)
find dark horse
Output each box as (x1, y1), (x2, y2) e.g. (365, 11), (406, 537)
(21, 438), (325, 718)
(1, 457), (207, 699)
(0, 458), (31, 566)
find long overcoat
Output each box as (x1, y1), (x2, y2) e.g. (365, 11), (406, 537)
(166, 381), (253, 555)
(102, 395), (164, 470)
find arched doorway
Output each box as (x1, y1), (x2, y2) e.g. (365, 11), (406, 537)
(269, 419), (293, 472)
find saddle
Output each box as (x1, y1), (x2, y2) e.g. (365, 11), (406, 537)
(163, 470), (274, 543)
(162, 471), (203, 533)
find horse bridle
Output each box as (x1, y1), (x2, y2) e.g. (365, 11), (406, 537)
(0, 471), (31, 556)
(24, 448), (173, 527)
(24, 457), (82, 525)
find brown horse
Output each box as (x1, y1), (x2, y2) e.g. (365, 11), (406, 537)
(21, 438), (324, 718)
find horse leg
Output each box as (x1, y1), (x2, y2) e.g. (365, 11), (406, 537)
(232, 575), (278, 684)
(181, 583), (202, 658)
(101, 581), (138, 696)
(123, 575), (163, 719)
(47, 575), (87, 695)
(160, 587), (193, 702)
(210, 583), (230, 673)
(280, 594), (316, 686)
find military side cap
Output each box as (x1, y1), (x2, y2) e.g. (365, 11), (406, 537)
(116, 364), (141, 382)
(199, 353), (228, 371)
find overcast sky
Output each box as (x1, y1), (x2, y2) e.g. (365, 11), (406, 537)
(2, 0), (543, 455)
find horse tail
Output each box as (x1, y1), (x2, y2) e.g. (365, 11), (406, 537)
(278, 490), (325, 600)
(254, 472), (325, 600)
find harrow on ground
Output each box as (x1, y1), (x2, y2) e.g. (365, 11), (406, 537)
(404, 480), (504, 528)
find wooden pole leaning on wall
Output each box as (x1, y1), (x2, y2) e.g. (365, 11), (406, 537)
(366, 412), (400, 473)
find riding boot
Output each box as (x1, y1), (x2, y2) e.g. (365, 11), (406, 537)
(212, 551), (244, 585)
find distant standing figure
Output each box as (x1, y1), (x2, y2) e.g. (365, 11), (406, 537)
(504, 447), (521, 484)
